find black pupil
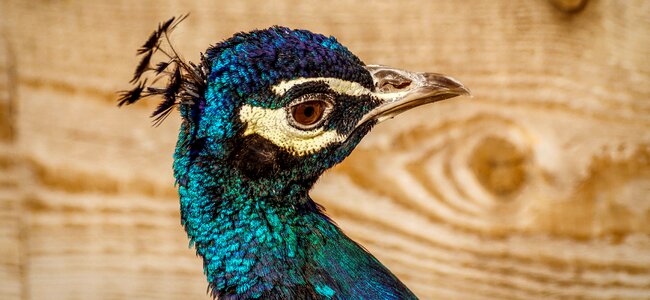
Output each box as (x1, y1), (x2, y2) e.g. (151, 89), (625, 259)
(303, 106), (315, 117)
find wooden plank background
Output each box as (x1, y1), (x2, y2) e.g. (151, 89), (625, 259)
(1, 0), (649, 299)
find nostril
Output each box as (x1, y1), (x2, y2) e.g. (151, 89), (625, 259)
(371, 69), (414, 92)
(377, 77), (412, 92)
(391, 80), (411, 89)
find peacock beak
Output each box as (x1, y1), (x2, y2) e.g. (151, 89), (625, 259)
(357, 65), (470, 126)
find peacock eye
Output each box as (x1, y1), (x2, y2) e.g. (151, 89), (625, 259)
(292, 100), (326, 125)
(288, 95), (333, 130)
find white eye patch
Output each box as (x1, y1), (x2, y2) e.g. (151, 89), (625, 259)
(239, 77), (382, 156)
(271, 77), (407, 101)
(239, 104), (345, 156)
(272, 77), (373, 97)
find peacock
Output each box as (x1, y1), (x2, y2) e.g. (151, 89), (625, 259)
(119, 15), (469, 300)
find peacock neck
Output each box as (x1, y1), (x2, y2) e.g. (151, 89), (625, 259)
(173, 130), (416, 299)
(174, 145), (336, 298)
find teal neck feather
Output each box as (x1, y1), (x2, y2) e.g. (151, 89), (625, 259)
(174, 124), (416, 299)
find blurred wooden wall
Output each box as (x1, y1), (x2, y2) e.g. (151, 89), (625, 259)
(1, 0), (649, 299)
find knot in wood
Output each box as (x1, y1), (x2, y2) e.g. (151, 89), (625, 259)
(469, 136), (527, 198)
(549, 0), (588, 13)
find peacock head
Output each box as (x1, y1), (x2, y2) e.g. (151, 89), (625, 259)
(120, 17), (469, 199)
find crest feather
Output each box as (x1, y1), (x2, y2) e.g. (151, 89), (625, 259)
(117, 14), (207, 126)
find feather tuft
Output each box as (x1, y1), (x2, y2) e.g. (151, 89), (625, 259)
(117, 14), (207, 126)
(151, 66), (182, 126)
(137, 15), (184, 54)
(117, 79), (148, 107)
(131, 49), (153, 83)
(155, 61), (172, 74)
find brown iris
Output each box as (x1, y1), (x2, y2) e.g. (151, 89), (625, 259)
(291, 100), (328, 127)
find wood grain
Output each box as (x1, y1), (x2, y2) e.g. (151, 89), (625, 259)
(1, 0), (649, 299)
(0, 25), (24, 299)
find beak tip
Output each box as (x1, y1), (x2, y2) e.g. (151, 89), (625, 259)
(427, 73), (471, 98)
(444, 75), (471, 97)
(460, 85), (472, 97)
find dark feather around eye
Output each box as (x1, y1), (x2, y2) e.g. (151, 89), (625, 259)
(117, 14), (208, 126)
(284, 81), (333, 100)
